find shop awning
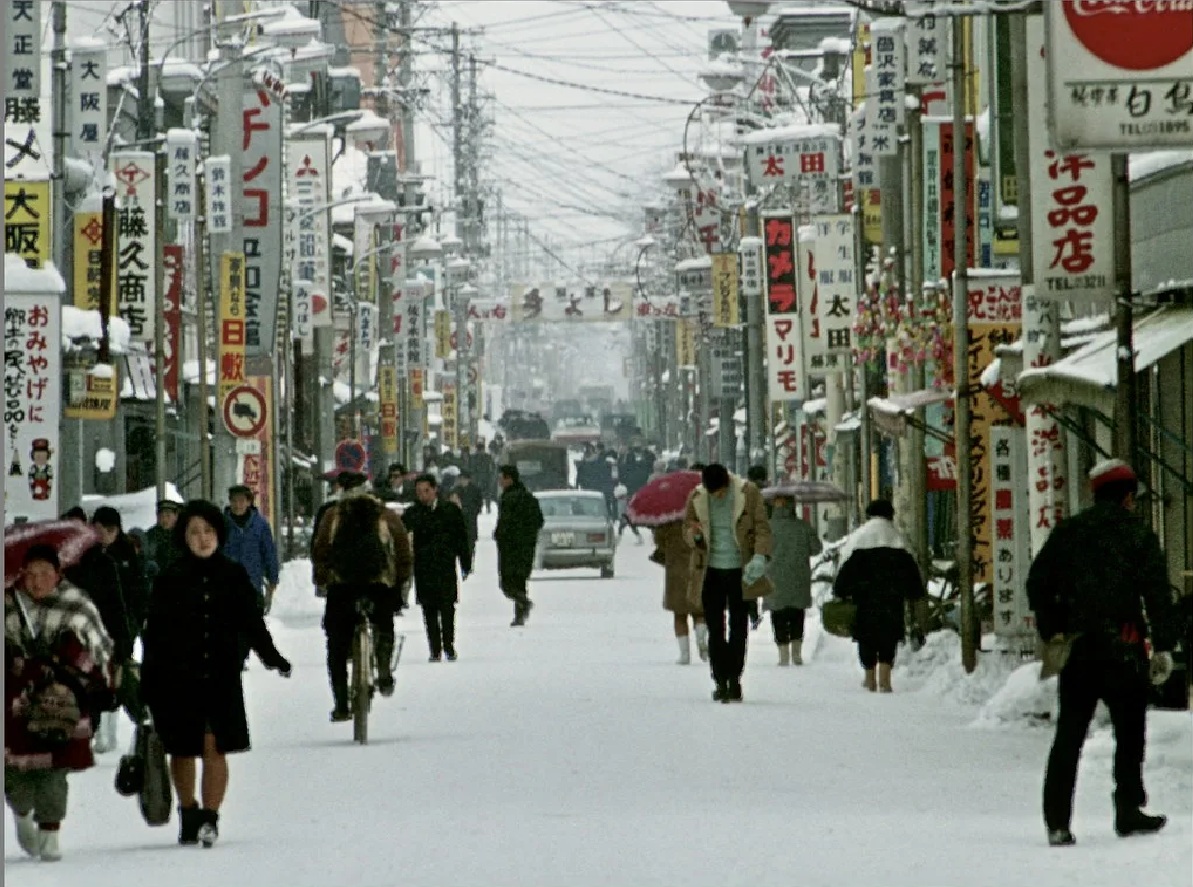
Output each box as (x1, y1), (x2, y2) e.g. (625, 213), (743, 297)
(1018, 307), (1193, 413)
(867, 389), (953, 440)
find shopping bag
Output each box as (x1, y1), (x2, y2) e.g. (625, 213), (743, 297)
(820, 599), (857, 639)
(137, 720), (173, 827)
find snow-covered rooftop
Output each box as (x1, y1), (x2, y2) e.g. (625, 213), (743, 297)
(1130, 150), (1193, 182)
(738, 122), (839, 146)
(62, 307), (132, 354)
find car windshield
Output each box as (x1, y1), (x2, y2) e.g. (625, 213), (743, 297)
(538, 496), (606, 518)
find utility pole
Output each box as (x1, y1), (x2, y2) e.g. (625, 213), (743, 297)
(50, 2), (68, 274)
(396, 0), (422, 470)
(907, 94), (929, 571)
(1111, 152), (1135, 463)
(950, 15), (976, 674)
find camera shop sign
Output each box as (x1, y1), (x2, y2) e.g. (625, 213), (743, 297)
(1045, 1), (1193, 150)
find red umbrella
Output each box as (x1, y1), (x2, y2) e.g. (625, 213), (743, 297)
(626, 471), (702, 528)
(5, 520), (101, 590)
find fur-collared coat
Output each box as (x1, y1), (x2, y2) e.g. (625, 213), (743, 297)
(682, 475), (773, 605)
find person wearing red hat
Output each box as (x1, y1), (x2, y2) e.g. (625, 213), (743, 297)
(1027, 458), (1178, 847)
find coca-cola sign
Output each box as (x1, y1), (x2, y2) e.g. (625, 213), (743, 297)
(1063, 1), (1193, 70)
(1046, 1), (1193, 149)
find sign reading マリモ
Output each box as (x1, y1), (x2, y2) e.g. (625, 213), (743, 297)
(1045, 1), (1193, 150)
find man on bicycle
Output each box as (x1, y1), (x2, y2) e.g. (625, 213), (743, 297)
(311, 441), (413, 722)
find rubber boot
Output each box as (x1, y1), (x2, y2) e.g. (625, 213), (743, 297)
(778, 643), (791, 666)
(791, 639), (804, 665)
(1115, 807), (1167, 838)
(374, 635), (395, 697)
(197, 810), (219, 848)
(862, 669), (877, 692)
(15, 811), (37, 856)
(877, 663), (893, 693)
(179, 804), (202, 845)
(36, 827), (60, 862)
(694, 623), (709, 662)
(676, 634), (691, 665)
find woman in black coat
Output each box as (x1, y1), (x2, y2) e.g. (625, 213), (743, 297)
(141, 500), (291, 848)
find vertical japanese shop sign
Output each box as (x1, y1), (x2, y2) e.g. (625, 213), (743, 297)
(5, 180), (51, 269)
(5, 0), (41, 129)
(110, 151), (156, 344)
(989, 425), (1033, 639)
(796, 225), (826, 375)
(923, 119), (943, 284)
(165, 129), (197, 222)
(963, 270), (1023, 585)
(240, 375), (273, 526)
(939, 122), (976, 282)
(811, 214), (856, 366)
(1028, 15), (1116, 304)
(1022, 287), (1069, 556)
(676, 319), (697, 368)
(204, 156), (232, 234)
(162, 245), (184, 403)
(240, 87), (283, 355)
(289, 134), (333, 328)
(379, 365), (398, 455)
(218, 252), (247, 407)
(762, 214), (805, 401)
(442, 383), (458, 450)
(410, 368), (425, 410)
(4, 292), (61, 522)
(72, 196), (114, 312)
(435, 309), (452, 360)
(1044, 0), (1193, 151)
(69, 40), (108, 173)
(710, 253), (740, 328)
(905, 1), (950, 86)
(870, 17), (907, 131)
(404, 280), (425, 374)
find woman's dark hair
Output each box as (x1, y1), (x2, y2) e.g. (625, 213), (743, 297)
(62, 506), (87, 522)
(865, 499), (895, 520)
(701, 463), (730, 493)
(500, 464), (520, 484)
(91, 505), (123, 531)
(746, 465), (768, 486)
(173, 499), (228, 551)
(23, 543), (61, 571)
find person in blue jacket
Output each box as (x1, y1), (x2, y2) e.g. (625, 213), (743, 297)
(223, 485), (280, 615)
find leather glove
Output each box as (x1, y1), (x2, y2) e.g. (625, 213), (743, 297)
(743, 554), (768, 585)
(1149, 651), (1173, 686)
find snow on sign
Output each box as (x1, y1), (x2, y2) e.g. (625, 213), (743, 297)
(222, 384), (267, 438)
(1045, 1), (1193, 150)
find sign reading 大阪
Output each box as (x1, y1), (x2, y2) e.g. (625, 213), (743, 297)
(1045, 1), (1193, 150)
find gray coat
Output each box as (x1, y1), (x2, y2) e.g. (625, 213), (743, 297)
(762, 505), (821, 612)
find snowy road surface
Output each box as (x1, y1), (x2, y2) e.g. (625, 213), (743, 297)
(7, 514), (1191, 886)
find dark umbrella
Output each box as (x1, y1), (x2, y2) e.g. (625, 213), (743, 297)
(625, 470), (702, 527)
(761, 481), (849, 503)
(5, 520), (102, 589)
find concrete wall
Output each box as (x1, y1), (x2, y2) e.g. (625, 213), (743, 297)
(1131, 161), (1193, 296)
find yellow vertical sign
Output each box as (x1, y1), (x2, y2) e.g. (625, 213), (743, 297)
(710, 253), (740, 328)
(411, 368), (425, 409)
(72, 210), (115, 312)
(378, 365), (398, 454)
(218, 252), (247, 405)
(4, 180), (51, 269)
(434, 310), (452, 359)
(441, 384), (458, 450)
(676, 319), (697, 367)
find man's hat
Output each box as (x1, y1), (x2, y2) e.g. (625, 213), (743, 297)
(31, 438), (51, 453)
(1089, 458), (1137, 493)
(156, 499), (182, 513)
(321, 439), (369, 481)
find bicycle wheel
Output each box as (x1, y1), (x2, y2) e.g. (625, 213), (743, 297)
(352, 622), (372, 744)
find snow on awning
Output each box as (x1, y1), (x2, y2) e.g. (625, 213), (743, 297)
(867, 389), (954, 439)
(1018, 307), (1193, 412)
(120, 353), (160, 402)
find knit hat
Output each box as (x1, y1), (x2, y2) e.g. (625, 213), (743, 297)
(1088, 458), (1137, 494)
(321, 439), (369, 482)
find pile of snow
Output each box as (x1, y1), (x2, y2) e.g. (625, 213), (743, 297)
(62, 306), (132, 354)
(81, 483), (184, 532)
(269, 558), (323, 623)
(972, 661), (1058, 728)
(894, 631), (1022, 708)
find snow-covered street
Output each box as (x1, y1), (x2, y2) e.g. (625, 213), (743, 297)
(7, 515), (1191, 887)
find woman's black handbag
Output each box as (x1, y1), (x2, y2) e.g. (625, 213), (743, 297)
(116, 719), (172, 826)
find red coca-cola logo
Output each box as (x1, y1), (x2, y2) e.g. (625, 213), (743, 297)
(1063, 1), (1193, 71)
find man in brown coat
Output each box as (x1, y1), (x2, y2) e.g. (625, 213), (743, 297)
(684, 463), (772, 703)
(311, 445), (412, 721)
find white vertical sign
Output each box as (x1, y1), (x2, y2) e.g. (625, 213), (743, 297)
(1022, 286), (1069, 558)
(1028, 15), (1117, 304)
(69, 40), (108, 174)
(870, 17), (907, 131)
(922, 119), (943, 285)
(110, 150), (157, 344)
(5, 0), (41, 105)
(990, 425), (1032, 640)
(812, 214), (857, 362)
(863, 64), (898, 157)
(904, 1), (950, 85)
(796, 225), (828, 375)
(204, 156), (233, 234)
(165, 128), (198, 221)
(739, 235), (764, 300)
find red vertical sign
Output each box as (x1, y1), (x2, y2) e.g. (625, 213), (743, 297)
(162, 244), (183, 403)
(939, 121), (976, 281)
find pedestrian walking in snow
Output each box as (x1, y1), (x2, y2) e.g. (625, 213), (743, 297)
(494, 465), (544, 627)
(222, 485), (280, 617)
(141, 500), (292, 848)
(312, 450), (412, 719)
(5, 544), (115, 862)
(614, 483), (642, 543)
(684, 463), (772, 703)
(831, 500), (925, 694)
(762, 493), (821, 666)
(403, 474), (473, 661)
(470, 442), (497, 514)
(450, 470), (485, 561)
(1026, 459), (1178, 847)
(144, 500), (183, 584)
(650, 520), (707, 664)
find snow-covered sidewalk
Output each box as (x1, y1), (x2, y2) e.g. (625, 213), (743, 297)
(7, 518), (1190, 886)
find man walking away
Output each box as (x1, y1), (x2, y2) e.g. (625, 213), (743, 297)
(403, 475), (472, 661)
(312, 451), (412, 720)
(1027, 459), (1178, 848)
(494, 465), (544, 627)
(450, 471), (485, 562)
(223, 486), (280, 616)
(684, 463), (772, 703)
(471, 443), (497, 513)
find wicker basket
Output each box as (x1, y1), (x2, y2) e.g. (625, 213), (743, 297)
(820, 599), (857, 639)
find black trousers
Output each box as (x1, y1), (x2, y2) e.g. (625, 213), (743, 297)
(1043, 639), (1148, 830)
(324, 584), (396, 708)
(500, 570), (530, 606)
(422, 602), (457, 655)
(702, 567), (748, 683)
(771, 608), (806, 644)
(857, 639), (898, 669)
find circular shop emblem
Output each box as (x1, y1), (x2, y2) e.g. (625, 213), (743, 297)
(1063, 1), (1193, 72)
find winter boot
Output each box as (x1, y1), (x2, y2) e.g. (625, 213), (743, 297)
(1115, 807), (1167, 838)
(374, 636), (395, 697)
(695, 624), (709, 662)
(444, 645), (458, 662)
(712, 680), (729, 702)
(862, 669), (877, 692)
(877, 663), (893, 693)
(677, 635), (691, 665)
(791, 639), (804, 665)
(727, 680), (743, 703)
(36, 827), (60, 862)
(197, 809), (219, 848)
(778, 643), (791, 666)
(15, 811), (38, 857)
(179, 804), (202, 845)
(330, 675), (351, 721)
(1047, 828), (1076, 847)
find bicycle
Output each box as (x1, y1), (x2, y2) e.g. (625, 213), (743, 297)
(348, 598), (406, 745)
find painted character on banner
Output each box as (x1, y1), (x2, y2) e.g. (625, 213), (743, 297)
(28, 438), (53, 501)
